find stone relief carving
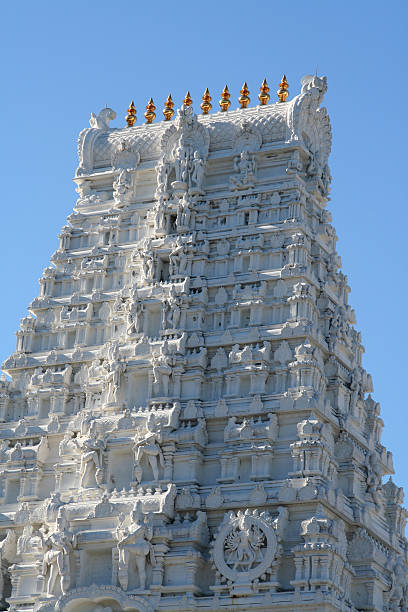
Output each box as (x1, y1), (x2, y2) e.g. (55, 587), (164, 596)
(115, 504), (155, 591)
(133, 415), (164, 483)
(41, 517), (75, 596)
(211, 508), (286, 589)
(113, 169), (133, 207)
(78, 421), (107, 489)
(230, 150), (256, 191)
(89, 108), (117, 130)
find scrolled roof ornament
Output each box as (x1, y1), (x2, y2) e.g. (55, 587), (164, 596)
(210, 508), (280, 585)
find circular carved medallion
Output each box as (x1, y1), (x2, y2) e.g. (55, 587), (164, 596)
(212, 509), (277, 584)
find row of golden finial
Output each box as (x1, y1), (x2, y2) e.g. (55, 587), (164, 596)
(125, 76), (289, 126)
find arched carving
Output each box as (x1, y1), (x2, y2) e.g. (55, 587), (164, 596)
(34, 585), (154, 612)
(77, 109), (117, 177)
(160, 104), (210, 164)
(232, 120), (262, 154)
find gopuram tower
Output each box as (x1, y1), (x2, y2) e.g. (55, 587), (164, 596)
(0, 75), (406, 612)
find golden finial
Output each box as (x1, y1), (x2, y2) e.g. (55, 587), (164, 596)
(183, 91), (193, 107)
(163, 94), (174, 121)
(126, 100), (137, 127)
(201, 87), (212, 115)
(144, 97), (156, 124)
(277, 75), (289, 103)
(238, 82), (250, 109)
(258, 78), (270, 105)
(219, 85), (231, 111)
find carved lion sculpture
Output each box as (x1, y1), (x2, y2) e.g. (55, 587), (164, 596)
(89, 108), (117, 130)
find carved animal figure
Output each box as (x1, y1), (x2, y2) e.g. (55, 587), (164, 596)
(89, 108), (117, 130)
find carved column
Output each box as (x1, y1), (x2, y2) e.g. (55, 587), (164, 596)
(162, 443), (175, 481)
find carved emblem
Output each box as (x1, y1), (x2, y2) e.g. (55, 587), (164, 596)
(211, 509), (278, 584)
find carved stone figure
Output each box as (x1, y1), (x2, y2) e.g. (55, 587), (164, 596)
(366, 451), (383, 507)
(79, 422), (107, 489)
(190, 151), (205, 193)
(152, 351), (172, 397)
(139, 240), (155, 283)
(127, 299), (144, 335)
(156, 161), (169, 198)
(116, 505), (155, 590)
(153, 196), (166, 234)
(174, 144), (190, 185)
(89, 108), (116, 130)
(387, 556), (408, 611)
(176, 193), (193, 231)
(41, 518), (73, 596)
(169, 238), (188, 277)
(0, 530), (16, 604)
(167, 295), (182, 329)
(133, 415), (164, 482)
(105, 358), (126, 404)
(211, 509), (280, 586)
(113, 169), (133, 206)
(230, 149), (256, 190)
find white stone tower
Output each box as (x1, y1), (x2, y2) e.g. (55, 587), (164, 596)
(0, 76), (406, 612)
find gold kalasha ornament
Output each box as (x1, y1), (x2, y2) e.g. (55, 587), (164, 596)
(163, 94), (174, 121)
(258, 78), (270, 105)
(183, 91), (193, 107)
(126, 100), (137, 127)
(201, 88), (212, 115)
(277, 75), (289, 102)
(144, 98), (156, 124)
(219, 85), (231, 112)
(238, 82), (250, 109)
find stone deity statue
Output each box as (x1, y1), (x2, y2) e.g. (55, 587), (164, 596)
(133, 415), (164, 483)
(41, 518), (74, 596)
(230, 149), (256, 190)
(116, 506), (155, 591)
(127, 299), (144, 335)
(190, 151), (205, 192)
(79, 422), (106, 489)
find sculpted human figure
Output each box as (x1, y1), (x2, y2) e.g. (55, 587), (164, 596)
(127, 299), (144, 335)
(153, 196), (166, 233)
(0, 530), (16, 603)
(156, 161), (169, 196)
(388, 556), (408, 611)
(230, 149), (256, 189)
(152, 351), (172, 397)
(224, 513), (264, 571)
(113, 169), (132, 206)
(104, 358), (126, 404)
(133, 415), (164, 483)
(41, 518), (73, 597)
(190, 150), (205, 191)
(349, 367), (362, 416)
(140, 242), (154, 283)
(116, 505), (155, 591)
(169, 238), (188, 277)
(174, 144), (190, 184)
(365, 451), (383, 508)
(176, 192), (192, 230)
(79, 422), (106, 489)
(161, 299), (170, 330)
(167, 295), (181, 329)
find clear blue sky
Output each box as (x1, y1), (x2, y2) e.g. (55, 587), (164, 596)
(0, 1), (407, 493)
